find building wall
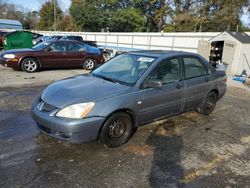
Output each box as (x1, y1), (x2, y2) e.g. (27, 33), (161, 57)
(209, 32), (245, 75)
(238, 44), (250, 75)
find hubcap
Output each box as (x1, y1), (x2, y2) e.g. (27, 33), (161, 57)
(85, 59), (94, 69)
(108, 119), (126, 139)
(24, 60), (37, 72)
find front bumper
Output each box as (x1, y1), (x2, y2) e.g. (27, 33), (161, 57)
(0, 57), (19, 68)
(32, 99), (105, 143)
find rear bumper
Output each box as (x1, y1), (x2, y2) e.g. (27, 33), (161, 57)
(32, 99), (106, 143)
(218, 83), (227, 100)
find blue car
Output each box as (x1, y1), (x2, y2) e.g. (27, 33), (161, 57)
(32, 50), (227, 147)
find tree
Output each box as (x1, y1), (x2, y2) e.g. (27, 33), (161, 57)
(58, 15), (77, 31)
(70, 0), (145, 32)
(70, 0), (103, 31)
(207, 0), (249, 31)
(23, 11), (39, 30)
(0, 2), (25, 23)
(110, 8), (145, 32)
(37, 0), (63, 31)
(133, 0), (173, 32)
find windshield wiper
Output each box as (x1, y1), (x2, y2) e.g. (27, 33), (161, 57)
(92, 73), (118, 84)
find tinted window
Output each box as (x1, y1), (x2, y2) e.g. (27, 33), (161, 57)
(32, 42), (50, 50)
(49, 42), (66, 52)
(184, 57), (208, 79)
(75, 36), (83, 41)
(67, 42), (87, 52)
(148, 58), (181, 84)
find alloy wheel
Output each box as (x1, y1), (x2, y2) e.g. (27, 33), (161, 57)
(23, 60), (37, 72)
(84, 59), (95, 70)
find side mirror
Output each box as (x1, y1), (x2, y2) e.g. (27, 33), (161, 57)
(144, 80), (162, 88)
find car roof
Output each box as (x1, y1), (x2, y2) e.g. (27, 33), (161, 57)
(53, 40), (90, 46)
(127, 50), (198, 58)
(57, 40), (82, 43)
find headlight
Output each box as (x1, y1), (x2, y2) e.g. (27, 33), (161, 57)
(3, 54), (15, 59)
(56, 102), (95, 119)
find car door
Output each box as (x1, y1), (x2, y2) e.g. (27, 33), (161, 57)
(182, 56), (212, 111)
(138, 57), (185, 124)
(66, 42), (87, 67)
(39, 41), (68, 68)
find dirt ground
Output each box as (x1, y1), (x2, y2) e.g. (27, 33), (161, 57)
(1, 66), (250, 188)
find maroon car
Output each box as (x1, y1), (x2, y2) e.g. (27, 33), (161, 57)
(0, 31), (8, 50)
(0, 40), (104, 72)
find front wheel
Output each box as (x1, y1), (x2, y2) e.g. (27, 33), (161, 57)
(197, 91), (217, 115)
(21, 58), (39, 73)
(99, 112), (135, 147)
(83, 58), (95, 70)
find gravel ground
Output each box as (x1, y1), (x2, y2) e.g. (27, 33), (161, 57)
(0, 66), (250, 187)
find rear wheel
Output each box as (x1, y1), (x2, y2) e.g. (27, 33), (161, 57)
(197, 91), (217, 115)
(21, 58), (39, 73)
(83, 58), (95, 70)
(99, 112), (134, 147)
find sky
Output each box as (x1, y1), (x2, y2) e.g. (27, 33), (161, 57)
(7, 0), (71, 12)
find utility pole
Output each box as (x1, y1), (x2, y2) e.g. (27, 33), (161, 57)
(54, 0), (56, 31)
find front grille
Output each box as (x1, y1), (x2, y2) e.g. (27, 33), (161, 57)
(38, 100), (56, 112)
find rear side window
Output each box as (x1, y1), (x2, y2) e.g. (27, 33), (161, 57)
(183, 57), (208, 79)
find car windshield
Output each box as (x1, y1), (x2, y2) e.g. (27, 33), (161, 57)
(32, 42), (50, 50)
(92, 54), (157, 85)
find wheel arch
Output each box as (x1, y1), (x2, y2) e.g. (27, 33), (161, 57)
(97, 108), (138, 140)
(83, 56), (96, 64)
(209, 89), (219, 100)
(19, 56), (42, 69)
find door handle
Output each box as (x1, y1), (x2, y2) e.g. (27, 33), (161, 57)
(176, 83), (184, 89)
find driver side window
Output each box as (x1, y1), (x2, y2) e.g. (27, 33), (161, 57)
(148, 58), (182, 84)
(49, 42), (66, 52)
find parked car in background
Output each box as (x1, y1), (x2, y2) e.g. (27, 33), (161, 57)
(61, 35), (83, 41)
(35, 35), (62, 45)
(0, 40), (104, 72)
(0, 31), (9, 50)
(32, 50), (227, 147)
(31, 32), (43, 45)
(61, 35), (97, 47)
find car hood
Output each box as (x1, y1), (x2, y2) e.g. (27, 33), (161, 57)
(41, 74), (131, 109)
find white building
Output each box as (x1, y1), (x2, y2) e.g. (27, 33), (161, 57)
(0, 19), (22, 30)
(198, 31), (250, 75)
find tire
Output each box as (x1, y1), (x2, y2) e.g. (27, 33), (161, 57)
(21, 58), (39, 73)
(99, 112), (134, 147)
(196, 91), (217, 115)
(83, 58), (95, 70)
